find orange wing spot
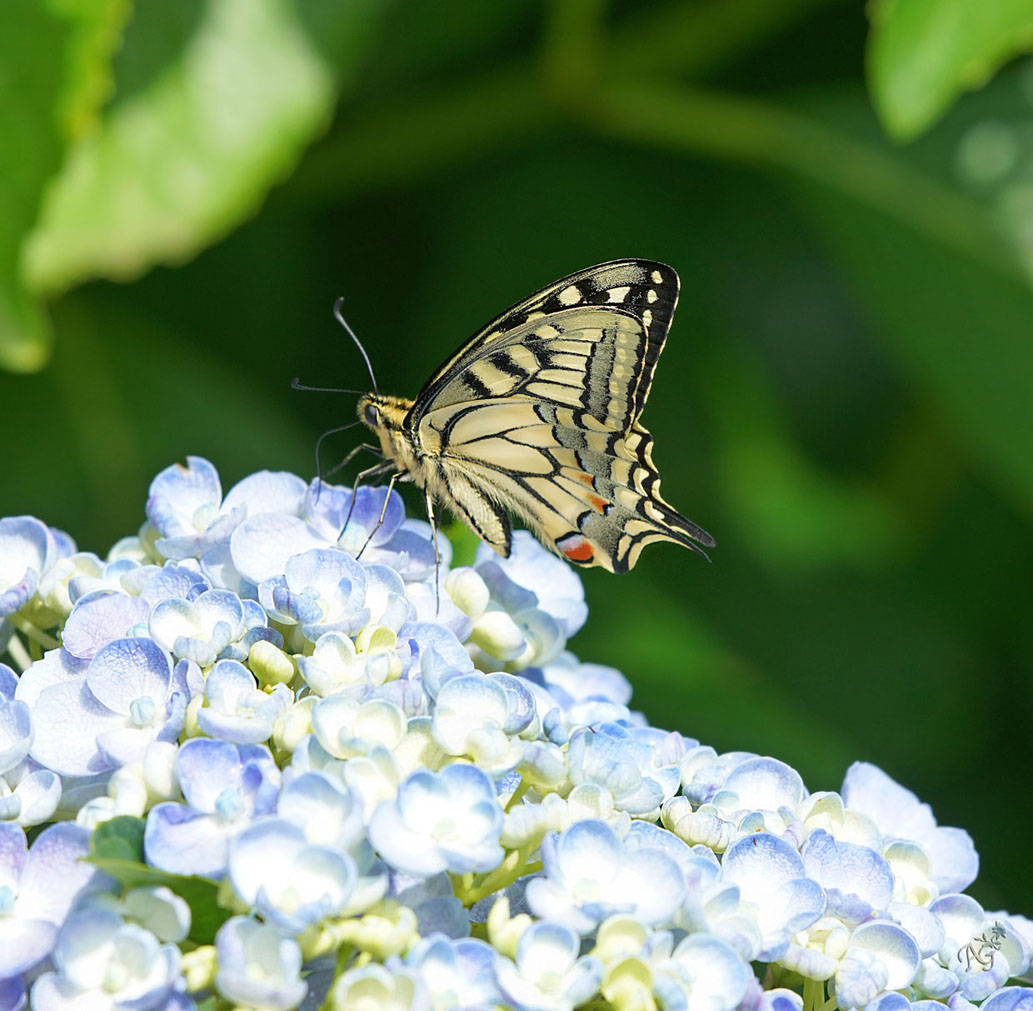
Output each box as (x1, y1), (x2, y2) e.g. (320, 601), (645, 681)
(558, 534), (595, 563)
(588, 494), (607, 513)
(576, 472), (595, 487)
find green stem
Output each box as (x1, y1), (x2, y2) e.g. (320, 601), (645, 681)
(287, 0), (1019, 294)
(290, 0), (841, 208)
(5, 634), (32, 671)
(505, 777), (531, 811)
(461, 848), (541, 906)
(334, 941), (355, 975)
(803, 978), (838, 1011)
(12, 617), (59, 651)
(292, 40), (1017, 297)
(803, 978), (822, 1011)
(589, 81), (1017, 280)
(614, 0), (844, 79)
(289, 67), (556, 207)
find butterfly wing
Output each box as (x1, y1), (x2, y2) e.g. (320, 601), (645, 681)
(410, 259), (678, 424)
(406, 260), (714, 572)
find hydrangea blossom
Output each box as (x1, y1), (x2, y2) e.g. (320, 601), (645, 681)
(0, 456), (1028, 1011)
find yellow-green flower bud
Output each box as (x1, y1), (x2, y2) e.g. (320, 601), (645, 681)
(272, 695), (317, 755)
(181, 945), (217, 993)
(249, 639), (295, 687)
(487, 895), (531, 960)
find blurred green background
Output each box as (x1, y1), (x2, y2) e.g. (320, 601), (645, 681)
(2, 0), (1032, 914)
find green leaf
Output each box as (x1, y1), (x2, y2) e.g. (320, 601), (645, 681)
(444, 520), (482, 568)
(91, 815), (146, 862)
(24, 0), (381, 295)
(868, 0), (1033, 140)
(50, 0), (134, 140)
(0, 0), (127, 371)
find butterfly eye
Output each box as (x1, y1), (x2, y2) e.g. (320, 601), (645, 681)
(363, 403), (380, 427)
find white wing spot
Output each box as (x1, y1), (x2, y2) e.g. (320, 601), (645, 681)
(559, 284), (582, 306)
(647, 289), (658, 304)
(650, 270), (663, 284)
(607, 286), (631, 303)
(643, 309), (653, 329)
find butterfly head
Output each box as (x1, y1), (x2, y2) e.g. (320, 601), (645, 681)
(357, 393), (410, 430)
(357, 393), (416, 466)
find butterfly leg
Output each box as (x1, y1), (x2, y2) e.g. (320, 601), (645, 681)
(343, 460), (395, 532)
(315, 426), (375, 485)
(356, 472), (399, 560)
(312, 432), (382, 505)
(323, 442), (382, 482)
(424, 487), (441, 614)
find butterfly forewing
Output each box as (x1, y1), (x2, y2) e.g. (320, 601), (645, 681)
(388, 259), (714, 572)
(409, 259), (678, 425)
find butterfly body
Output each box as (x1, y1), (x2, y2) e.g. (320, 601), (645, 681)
(355, 259), (715, 573)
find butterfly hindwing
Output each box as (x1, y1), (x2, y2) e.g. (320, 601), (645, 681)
(431, 457), (512, 557)
(417, 400), (714, 573)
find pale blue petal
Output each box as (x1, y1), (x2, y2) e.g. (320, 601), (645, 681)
(803, 829), (894, 921)
(222, 470), (307, 517)
(14, 649), (87, 705)
(982, 988), (1033, 1011)
(0, 975), (26, 1011)
(0, 917), (56, 978)
(0, 517), (53, 618)
(147, 457), (222, 537)
(339, 487), (404, 546)
(215, 916), (307, 1011)
(62, 592), (151, 660)
(28, 680), (121, 776)
(477, 529), (587, 636)
(144, 803), (234, 878)
(18, 822), (110, 923)
(0, 697), (32, 776)
(230, 514), (328, 585)
(0, 663), (17, 700)
(85, 637), (172, 715)
(138, 564), (210, 604)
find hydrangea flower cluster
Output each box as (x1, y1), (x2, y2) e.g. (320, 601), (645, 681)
(1, 456), (1030, 1011)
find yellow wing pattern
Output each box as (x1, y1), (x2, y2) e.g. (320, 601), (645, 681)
(404, 260), (714, 572)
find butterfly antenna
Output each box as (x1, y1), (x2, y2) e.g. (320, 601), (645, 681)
(291, 377), (366, 395)
(333, 298), (379, 395)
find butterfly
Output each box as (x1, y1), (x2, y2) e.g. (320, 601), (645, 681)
(341, 259), (714, 573)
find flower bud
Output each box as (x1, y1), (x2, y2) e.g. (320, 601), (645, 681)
(248, 639), (295, 687)
(181, 945), (217, 993)
(469, 610), (525, 660)
(487, 896), (531, 959)
(446, 567), (489, 618)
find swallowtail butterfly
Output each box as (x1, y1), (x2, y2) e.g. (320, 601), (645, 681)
(348, 259), (714, 572)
